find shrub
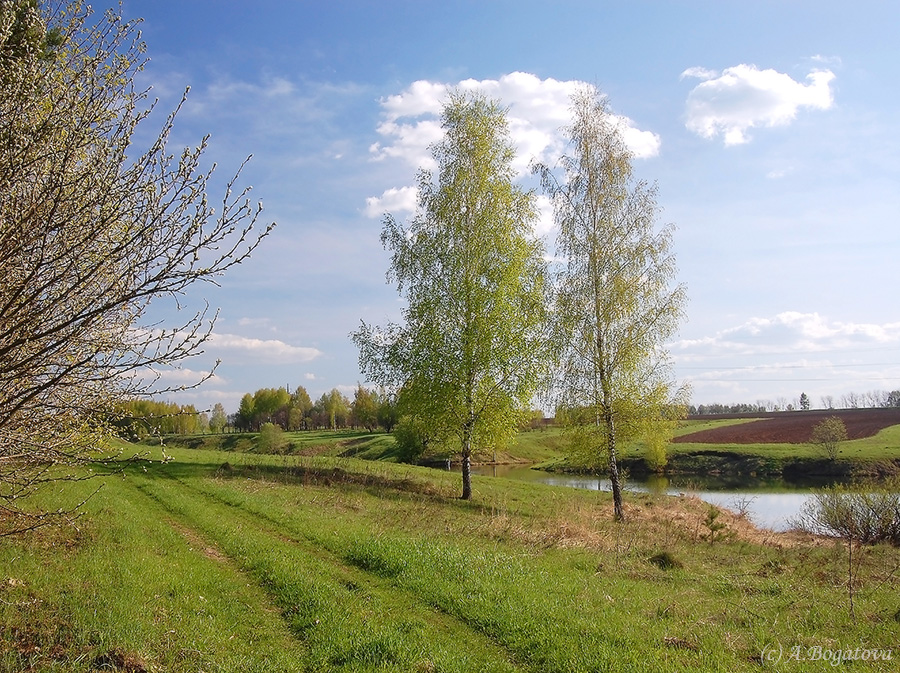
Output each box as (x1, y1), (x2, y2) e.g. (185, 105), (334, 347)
(257, 422), (287, 454)
(701, 506), (733, 544)
(392, 415), (451, 463)
(793, 478), (900, 546)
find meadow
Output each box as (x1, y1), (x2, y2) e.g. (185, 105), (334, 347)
(2, 442), (898, 672)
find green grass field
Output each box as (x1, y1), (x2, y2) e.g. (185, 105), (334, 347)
(155, 417), (900, 470)
(2, 445), (898, 672)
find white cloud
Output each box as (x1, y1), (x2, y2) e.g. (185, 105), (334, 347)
(810, 54), (842, 67)
(364, 185), (418, 217)
(671, 313), (900, 405)
(616, 119), (663, 160)
(534, 195), (556, 239)
(373, 73), (655, 171)
(335, 384), (357, 398)
(379, 79), (448, 119)
(680, 66), (718, 81)
(367, 72), (660, 218)
(369, 118), (444, 169)
(682, 64), (835, 145)
(673, 312), (900, 355)
(208, 333), (323, 363)
(184, 75), (300, 117)
(304, 372), (317, 380)
(134, 367), (225, 386)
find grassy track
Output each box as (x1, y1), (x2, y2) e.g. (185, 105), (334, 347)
(3, 446), (899, 671)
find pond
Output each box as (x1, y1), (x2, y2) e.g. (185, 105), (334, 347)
(464, 463), (838, 531)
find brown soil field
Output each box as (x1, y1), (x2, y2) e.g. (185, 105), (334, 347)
(675, 407), (900, 444)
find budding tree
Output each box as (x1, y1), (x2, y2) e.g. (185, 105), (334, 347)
(536, 86), (688, 521)
(810, 416), (848, 461)
(0, 1), (273, 533)
(354, 91), (548, 499)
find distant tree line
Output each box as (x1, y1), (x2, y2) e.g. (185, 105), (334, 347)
(115, 400), (209, 438)
(829, 390), (900, 409)
(690, 389), (900, 415)
(689, 402), (772, 415)
(114, 385), (402, 438)
(232, 385), (398, 433)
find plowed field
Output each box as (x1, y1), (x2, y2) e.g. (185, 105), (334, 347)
(675, 408), (900, 444)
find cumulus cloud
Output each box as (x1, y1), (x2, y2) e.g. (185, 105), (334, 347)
(673, 312), (900, 356)
(208, 333), (322, 363)
(671, 312), (900, 405)
(364, 186), (418, 218)
(682, 64), (835, 145)
(367, 72), (661, 216)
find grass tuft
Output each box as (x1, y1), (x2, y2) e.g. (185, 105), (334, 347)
(647, 550), (682, 570)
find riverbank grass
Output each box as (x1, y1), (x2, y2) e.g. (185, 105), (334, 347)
(2, 446), (899, 672)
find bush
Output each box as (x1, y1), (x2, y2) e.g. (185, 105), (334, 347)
(392, 415), (451, 463)
(793, 478), (900, 546)
(257, 423), (287, 454)
(701, 506), (734, 544)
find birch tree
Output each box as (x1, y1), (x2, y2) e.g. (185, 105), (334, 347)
(0, 1), (272, 533)
(354, 92), (548, 499)
(537, 86), (687, 521)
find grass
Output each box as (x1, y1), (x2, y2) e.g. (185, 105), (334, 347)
(670, 418), (763, 438)
(153, 429), (397, 460)
(158, 419), (900, 474)
(516, 422), (900, 469)
(666, 423), (900, 462)
(2, 446), (899, 671)
(164, 427), (568, 465)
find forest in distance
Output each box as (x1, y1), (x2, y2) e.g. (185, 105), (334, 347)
(116, 385), (900, 438)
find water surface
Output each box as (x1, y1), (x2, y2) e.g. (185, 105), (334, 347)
(464, 464), (833, 531)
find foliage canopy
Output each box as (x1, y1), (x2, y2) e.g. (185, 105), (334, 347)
(537, 86), (687, 520)
(353, 91), (549, 498)
(810, 415), (848, 461)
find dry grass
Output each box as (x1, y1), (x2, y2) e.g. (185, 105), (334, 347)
(478, 491), (825, 552)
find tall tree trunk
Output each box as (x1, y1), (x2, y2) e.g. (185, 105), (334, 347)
(460, 396), (475, 500)
(605, 402), (624, 522)
(461, 442), (472, 500)
(597, 329), (624, 522)
(460, 411), (474, 499)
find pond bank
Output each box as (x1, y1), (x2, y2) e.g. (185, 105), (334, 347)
(619, 452), (900, 481)
(427, 452), (900, 482)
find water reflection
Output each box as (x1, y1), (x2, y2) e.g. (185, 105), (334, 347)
(464, 464), (832, 531)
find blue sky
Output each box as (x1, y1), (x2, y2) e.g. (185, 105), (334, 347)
(112, 0), (899, 413)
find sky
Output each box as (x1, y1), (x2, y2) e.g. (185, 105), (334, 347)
(106, 0), (899, 414)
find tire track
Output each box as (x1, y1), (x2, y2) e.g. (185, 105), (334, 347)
(133, 470), (526, 673)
